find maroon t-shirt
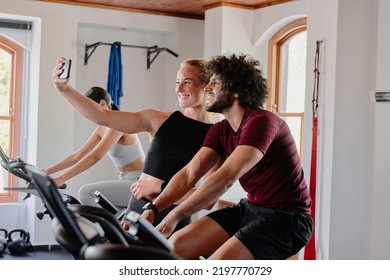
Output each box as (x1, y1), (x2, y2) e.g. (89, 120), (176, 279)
(203, 108), (311, 215)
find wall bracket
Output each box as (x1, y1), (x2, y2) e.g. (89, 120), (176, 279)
(84, 41), (179, 69)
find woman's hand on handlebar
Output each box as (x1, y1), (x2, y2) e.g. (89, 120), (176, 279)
(52, 177), (65, 188)
(131, 179), (162, 200)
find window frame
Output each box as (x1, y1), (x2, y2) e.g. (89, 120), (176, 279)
(0, 35), (23, 203)
(267, 18), (307, 155)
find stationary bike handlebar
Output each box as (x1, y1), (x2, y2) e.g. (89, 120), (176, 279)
(1, 149), (77, 219)
(5, 159), (32, 183)
(8, 160), (67, 189)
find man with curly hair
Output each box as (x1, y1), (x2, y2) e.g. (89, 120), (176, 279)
(143, 53), (313, 260)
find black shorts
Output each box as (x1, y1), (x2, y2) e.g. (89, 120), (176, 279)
(206, 198), (313, 260)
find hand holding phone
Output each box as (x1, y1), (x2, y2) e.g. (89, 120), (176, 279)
(58, 59), (72, 79)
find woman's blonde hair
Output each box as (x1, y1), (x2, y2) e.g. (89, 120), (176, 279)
(181, 59), (209, 86)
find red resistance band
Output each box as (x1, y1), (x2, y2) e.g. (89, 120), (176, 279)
(304, 117), (318, 260)
(304, 40), (322, 260)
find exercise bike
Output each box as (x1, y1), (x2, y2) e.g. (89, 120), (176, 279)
(23, 162), (178, 260)
(0, 145), (80, 220)
(2, 146), (178, 259)
(1, 145), (124, 220)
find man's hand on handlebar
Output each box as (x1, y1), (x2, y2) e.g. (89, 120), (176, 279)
(155, 212), (179, 238)
(141, 208), (156, 225)
(120, 220), (130, 230)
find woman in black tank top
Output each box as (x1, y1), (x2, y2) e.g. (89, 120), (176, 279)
(52, 57), (218, 233)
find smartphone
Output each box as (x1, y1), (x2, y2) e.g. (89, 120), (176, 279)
(58, 59), (72, 79)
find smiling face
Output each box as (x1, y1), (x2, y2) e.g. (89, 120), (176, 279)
(204, 74), (234, 113)
(175, 64), (205, 109)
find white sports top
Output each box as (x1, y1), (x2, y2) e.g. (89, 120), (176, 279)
(107, 140), (144, 168)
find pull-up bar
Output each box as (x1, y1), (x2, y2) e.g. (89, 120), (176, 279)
(84, 42), (179, 69)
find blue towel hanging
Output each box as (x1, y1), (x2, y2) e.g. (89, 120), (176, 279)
(107, 42), (123, 108)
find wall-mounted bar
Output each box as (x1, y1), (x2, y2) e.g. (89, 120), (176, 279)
(84, 41), (179, 69)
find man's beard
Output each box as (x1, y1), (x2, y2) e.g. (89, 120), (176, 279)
(206, 92), (234, 113)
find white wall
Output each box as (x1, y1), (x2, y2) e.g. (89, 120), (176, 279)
(0, 0), (204, 245)
(371, 0), (390, 259)
(329, 0), (376, 259)
(253, 0), (307, 68)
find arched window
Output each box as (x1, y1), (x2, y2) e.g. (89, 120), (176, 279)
(267, 18), (307, 155)
(0, 35), (23, 203)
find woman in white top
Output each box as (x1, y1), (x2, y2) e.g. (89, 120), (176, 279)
(45, 86), (145, 210)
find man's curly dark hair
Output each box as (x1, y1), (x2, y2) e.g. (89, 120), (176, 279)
(205, 53), (268, 108)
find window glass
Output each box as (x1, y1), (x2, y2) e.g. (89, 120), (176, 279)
(0, 48), (11, 116)
(281, 31), (307, 113)
(0, 120), (10, 195)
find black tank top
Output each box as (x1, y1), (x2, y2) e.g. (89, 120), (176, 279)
(143, 111), (212, 185)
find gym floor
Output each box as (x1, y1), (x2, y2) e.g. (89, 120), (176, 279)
(1, 245), (74, 260)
